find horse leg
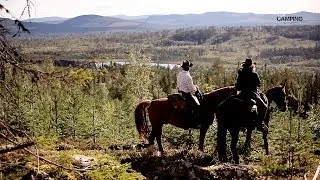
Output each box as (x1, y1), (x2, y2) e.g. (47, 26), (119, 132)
(199, 125), (209, 152)
(263, 131), (269, 155)
(230, 129), (240, 164)
(217, 122), (227, 162)
(263, 113), (270, 155)
(186, 129), (193, 150)
(148, 130), (155, 147)
(155, 125), (164, 154)
(244, 127), (253, 153)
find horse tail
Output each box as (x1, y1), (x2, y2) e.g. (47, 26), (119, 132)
(135, 100), (151, 144)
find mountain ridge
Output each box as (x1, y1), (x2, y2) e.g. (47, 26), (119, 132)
(7, 11), (320, 34)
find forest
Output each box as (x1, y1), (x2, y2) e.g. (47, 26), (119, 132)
(1, 8), (320, 179)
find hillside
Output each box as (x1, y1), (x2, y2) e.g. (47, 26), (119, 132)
(16, 25), (320, 66)
(23, 16), (68, 24)
(3, 15), (145, 34)
(3, 11), (320, 34)
(145, 11), (320, 26)
(60, 15), (127, 27)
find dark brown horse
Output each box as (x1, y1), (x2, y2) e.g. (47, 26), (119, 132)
(216, 85), (287, 164)
(135, 86), (237, 153)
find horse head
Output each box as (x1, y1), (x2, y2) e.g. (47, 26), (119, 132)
(266, 85), (287, 112)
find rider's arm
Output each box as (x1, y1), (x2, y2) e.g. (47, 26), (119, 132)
(186, 74), (197, 94)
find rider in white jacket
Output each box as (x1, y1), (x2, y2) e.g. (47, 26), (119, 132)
(176, 60), (201, 126)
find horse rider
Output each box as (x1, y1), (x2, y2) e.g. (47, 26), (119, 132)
(235, 58), (268, 131)
(177, 60), (201, 124)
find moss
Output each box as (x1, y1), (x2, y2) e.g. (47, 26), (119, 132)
(84, 155), (144, 180)
(35, 136), (59, 150)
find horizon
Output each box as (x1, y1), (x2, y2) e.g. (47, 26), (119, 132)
(1, 0), (319, 20)
(21, 10), (320, 20)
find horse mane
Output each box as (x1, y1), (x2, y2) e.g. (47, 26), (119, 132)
(202, 86), (236, 109)
(204, 86), (235, 96)
(265, 85), (284, 96)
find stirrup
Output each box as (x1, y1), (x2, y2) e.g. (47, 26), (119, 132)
(251, 105), (258, 113)
(256, 122), (268, 132)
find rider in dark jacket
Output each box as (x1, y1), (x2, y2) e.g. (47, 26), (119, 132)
(235, 58), (268, 131)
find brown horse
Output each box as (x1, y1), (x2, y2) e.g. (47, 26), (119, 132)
(216, 85), (287, 164)
(135, 86), (237, 153)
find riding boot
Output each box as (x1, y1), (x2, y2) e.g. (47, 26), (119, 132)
(243, 97), (256, 113)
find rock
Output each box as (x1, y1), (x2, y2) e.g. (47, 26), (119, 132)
(21, 168), (52, 180)
(72, 155), (96, 169)
(126, 168), (135, 173)
(128, 150), (258, 179)
(193, 163), (257, 180)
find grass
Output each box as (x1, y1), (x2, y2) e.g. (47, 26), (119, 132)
(2, 107), (319, 179)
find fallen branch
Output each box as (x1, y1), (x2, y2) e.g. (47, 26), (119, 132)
(0, 132), (84, 177)
(0, 141), (35, 154)
(304, 170), (310, 180)
(313, 164), (320, 180)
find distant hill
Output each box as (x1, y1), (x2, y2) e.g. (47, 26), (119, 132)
(23, 17), (68, 24)
(17, 15), (146, 34)
(61, 15), (127, 27)
(3, 11), (320, 34)
(112, 15), (148, 20)
(145, 11), (320, 26)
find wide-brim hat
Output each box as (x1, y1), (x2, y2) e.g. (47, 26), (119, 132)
(181, 60), (193, 68)
(242, 58), (255, 67)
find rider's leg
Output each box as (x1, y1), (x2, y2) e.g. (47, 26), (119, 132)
(182, 93), (196, 123)
(241, 92), (255, 112)
(255, 94), (268, 131)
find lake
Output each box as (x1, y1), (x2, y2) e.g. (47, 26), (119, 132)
(95, 61), (179, 69)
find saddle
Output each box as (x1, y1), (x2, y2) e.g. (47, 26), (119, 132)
(167, 93), (186, 111)
(168, 92), (202, 128)
(168, 92), (202, 110)
(233, 92), (260, 114)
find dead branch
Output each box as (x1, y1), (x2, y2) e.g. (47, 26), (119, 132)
(0, 132), (84, 176)
(313, 164), (320, 180)
(0, 141), (35, 154)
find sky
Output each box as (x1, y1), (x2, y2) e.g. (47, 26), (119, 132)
(1, 0), (320, 19)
